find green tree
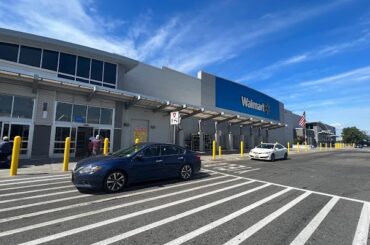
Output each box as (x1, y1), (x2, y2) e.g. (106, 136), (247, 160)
(341, 127), (366, 144)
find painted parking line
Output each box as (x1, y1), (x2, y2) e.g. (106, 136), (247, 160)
(0, 190), (78, 204)
(202, 163), (230, 168)
(235, 168), (260, 174)
(0, 176), (70, 187)
(0, 174), (70, 183)
(224, 191), (311, 245)
(352, 202), (370, 245)
(17, 180), (257, 244)
(0, 181), (71, 192)
(0, 177), (241, 235)
(290, 197), (339, 245)
(90, 184), (273, 245)
(0, 185), (75, 197)
(164, 187), (292, 245)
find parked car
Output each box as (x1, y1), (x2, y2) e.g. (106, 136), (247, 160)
(249, 143), (288, 161)
(72, 143), (201, 192)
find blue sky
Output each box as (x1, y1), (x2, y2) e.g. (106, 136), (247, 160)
(0, 0), (369, 134)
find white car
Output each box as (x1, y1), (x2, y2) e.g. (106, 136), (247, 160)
(249, 143), (288, 161)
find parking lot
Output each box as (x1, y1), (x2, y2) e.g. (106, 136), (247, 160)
(0, 149), (369, 244)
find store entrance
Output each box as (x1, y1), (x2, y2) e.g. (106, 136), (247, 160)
(76, 127), (93, 158)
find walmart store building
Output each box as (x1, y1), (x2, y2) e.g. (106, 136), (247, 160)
(0, 28), (301, 160)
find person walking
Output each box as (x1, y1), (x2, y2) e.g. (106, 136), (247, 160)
(92, 135), (102, 156)
(0, 136), (12, 168)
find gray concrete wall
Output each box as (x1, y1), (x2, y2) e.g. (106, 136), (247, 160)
(31, 125), (51, 158)
(121, 107), (172, 148)
(199, 71), (216, 108)
(120, 64), (201, 106)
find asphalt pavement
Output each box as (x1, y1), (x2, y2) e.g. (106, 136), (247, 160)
(0, 149), (369, 244)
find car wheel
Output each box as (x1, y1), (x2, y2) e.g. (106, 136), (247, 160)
(180, 164), (193, 180)
(270, 154), (275, 162)
(104, 171), (126, 192)
(284, 153), (288, 160)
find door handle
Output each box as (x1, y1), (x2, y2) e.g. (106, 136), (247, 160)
(177, 157), (184, 160)
(155, 160), (163, 163)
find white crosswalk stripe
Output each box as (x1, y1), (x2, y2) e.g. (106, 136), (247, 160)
(17, 180), (257, 244)
(0, 174), (69, 183)
(90, 184), (272, 245)
(352, 202), (370, 245)
(164, 187), (293, 245)
(0, 175), (228, 224)
(0, 176), (70, 186)
(0, 177), (246, 238)
(0, 181), (71, 192)
(0, 169), (369, 245)
(0, 185), (75, 197)
(290, 197), (340, 245)
(224, 191), (311, 245)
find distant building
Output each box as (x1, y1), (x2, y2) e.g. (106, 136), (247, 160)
(305, 122), (336, 146)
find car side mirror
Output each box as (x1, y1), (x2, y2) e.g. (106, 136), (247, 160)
(135, 154), (144, 161)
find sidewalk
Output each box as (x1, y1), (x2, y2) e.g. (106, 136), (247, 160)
(0, 148), (353, 178)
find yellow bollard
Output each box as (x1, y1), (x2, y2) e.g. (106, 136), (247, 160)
(320, 143), (322, 151)
(135, 138), (139, 144)
(10, 136), (21, 176)
(240, 141), (244, 157)
(325, 143), (328, 150)
(212, 140), (216, 160)
(330, 143), (332, 150)
(63, 137), (71, 172)
(103, 138), (109, 156)
(297, 142), (300, 153)
(287, 142), (290, 154)
(304, 141), (308, 152)
(218, 146), (222, 158)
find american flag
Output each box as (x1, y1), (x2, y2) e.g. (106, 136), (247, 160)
(299, 111), (306, 128)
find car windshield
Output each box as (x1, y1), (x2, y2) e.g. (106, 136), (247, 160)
(256, 144), (275, 149)
(111, 144), (145, 157)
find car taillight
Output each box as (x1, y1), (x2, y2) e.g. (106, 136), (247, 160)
(196, 155), (201, 161)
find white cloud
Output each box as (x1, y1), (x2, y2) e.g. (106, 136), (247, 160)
(0, 0), (350, 74)
(299, 66), (370, 86)
(238, 32), (370, 82)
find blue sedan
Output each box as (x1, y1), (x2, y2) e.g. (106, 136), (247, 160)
(72, 143), (202, 192)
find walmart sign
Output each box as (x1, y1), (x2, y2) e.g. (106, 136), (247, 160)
(215, 77), (280, 121)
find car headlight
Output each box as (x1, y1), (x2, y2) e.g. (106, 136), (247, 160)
(78, 165), (102, 174)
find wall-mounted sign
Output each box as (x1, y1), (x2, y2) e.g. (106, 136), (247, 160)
(170, 111), (180, 125)
(215, 77), (280, 121)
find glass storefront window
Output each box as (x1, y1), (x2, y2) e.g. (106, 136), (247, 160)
(59, 53), (76, 75)
(19, 46), (42, 67)
(72, 105), (87, 123)
(99, 129), (111, 140)
(91, 59), (103, 81)
(0, 42), (19, 62)
(42, 49), (58, 71)
(77, 56), (90, 79)
(12, 96), (34, 119)
(55, 127), (70, 141)
(87, 106), (100, 124)
(100, 108), (113, 125)
(56, 103), (72, 122)
(103, 62), (117, 84)
(10, 124), (29, 141)
(0, 94), (13, 117)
